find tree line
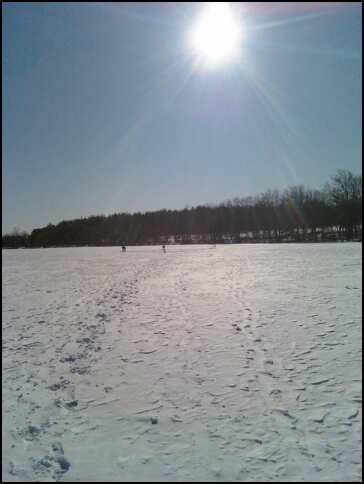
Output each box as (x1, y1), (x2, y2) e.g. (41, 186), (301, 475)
(2, 170), (362, 248)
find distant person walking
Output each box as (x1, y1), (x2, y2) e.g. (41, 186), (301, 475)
(162, 245), (166, 253)
(122, 245), (126, 252)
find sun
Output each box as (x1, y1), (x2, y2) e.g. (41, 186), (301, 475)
(189, 2), (243, 66)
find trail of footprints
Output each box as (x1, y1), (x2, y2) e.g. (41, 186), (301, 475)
(5, 266), (145, 481)
(8, 258), (168, 480)
(218, 263), (362, 480)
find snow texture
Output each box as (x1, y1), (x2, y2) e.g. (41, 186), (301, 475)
(2, 244), (362, 482)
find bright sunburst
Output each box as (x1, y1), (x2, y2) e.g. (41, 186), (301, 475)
(189, 2), (243, 66)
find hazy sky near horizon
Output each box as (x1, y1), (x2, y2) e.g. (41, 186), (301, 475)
(2, 2), (362, 233)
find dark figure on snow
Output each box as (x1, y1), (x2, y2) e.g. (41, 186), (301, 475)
(162, 245), (166, 252)
(122, 246), (126, 252)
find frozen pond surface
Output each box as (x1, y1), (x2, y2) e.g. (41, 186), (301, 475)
(2, 244), (362, 482)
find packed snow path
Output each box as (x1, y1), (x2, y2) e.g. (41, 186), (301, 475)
(2, 244), (362, 482)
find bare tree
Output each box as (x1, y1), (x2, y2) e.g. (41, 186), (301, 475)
(328, 170), (362, 239)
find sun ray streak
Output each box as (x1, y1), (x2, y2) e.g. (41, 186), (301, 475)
(96, 55), (200, 215)
(248, 10), (335, 32)
(236, 62), (307, 184)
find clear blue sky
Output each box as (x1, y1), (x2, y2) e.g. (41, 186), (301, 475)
(2, 2), (362, 233)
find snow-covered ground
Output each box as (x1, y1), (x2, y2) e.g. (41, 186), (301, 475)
(2, 244), (362, 482)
